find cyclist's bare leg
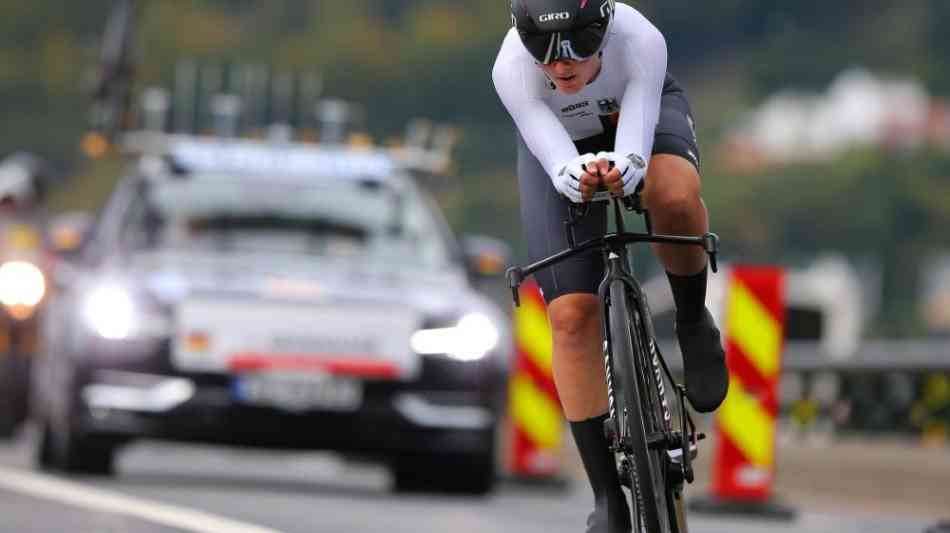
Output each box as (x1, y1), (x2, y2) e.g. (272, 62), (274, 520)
(641, 154), (707, 275)
(547, 294), (607, 421)
(549, 293), (631, 532)
(642, 153), (728, 413)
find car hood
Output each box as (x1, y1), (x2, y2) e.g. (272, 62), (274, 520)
(107, 250), (501, 323)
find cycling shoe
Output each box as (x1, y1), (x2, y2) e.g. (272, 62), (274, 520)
(675, 308), (729, 413)
(585, 498), (631, 533)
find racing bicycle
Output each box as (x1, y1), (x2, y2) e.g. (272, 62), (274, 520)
(506, 189), (720, 533)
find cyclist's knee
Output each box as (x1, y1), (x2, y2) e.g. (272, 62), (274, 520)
(548, 293), (601, 348)
(643, 155), (702, 218)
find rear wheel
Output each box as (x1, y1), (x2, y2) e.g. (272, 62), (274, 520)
(608, 280), (671, 532)
(393, 450), (495, 495)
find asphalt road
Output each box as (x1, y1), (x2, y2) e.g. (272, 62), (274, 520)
(0, 430), (936, 533)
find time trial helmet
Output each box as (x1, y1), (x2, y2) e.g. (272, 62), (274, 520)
(510, 0), (616, 64)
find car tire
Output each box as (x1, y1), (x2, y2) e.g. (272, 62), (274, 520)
(38, 418), (117, 477)
(0, 368), (19, 439)
(0, 402), (15, 439)
(393, 451), (496, 495)
(36, 420), (55, 470)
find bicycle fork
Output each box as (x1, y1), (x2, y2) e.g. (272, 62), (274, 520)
(598, 250), (702, 501)
(598, 250), (634, 453)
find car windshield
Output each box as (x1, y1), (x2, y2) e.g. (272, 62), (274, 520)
(119, 175), (455, 271)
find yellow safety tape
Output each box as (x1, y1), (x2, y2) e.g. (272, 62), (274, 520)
(510, 374), (562, 449)
(717, 378), (774, 467)
(727, 279), (782, 379)
(515, 300), (553, 374)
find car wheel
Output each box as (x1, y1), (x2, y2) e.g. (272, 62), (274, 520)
(0, 402), (15, 439)
(35, 420), (55, 470)
(39, 417), (117, 477)
(0, 368), (18, 439)
(393, 450), (496, 495)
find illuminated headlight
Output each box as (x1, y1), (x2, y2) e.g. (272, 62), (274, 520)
(410, 313), (500, 362)
(0, 261), (46, 309)
(80, 284), (138, 340)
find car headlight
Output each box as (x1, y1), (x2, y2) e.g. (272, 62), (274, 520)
(80, 284), (170, 340)
(410, 312), (500, 362)
(81, 284), (137, 340)
(0, 261), (46, 319)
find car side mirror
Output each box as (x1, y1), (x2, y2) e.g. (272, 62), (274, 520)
(461, 235), (511, 278)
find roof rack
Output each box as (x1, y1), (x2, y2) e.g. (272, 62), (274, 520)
(89, 60), (457, 178)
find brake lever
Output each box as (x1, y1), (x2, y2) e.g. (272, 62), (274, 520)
(506, 267), (524, 307)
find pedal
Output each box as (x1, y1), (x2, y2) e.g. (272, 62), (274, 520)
(666, 456), (685, 486)
(666, 441), (699, 464)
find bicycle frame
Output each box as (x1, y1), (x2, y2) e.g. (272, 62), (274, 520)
(506, 194), (721, 517)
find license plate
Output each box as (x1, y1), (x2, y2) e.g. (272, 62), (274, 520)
(233, 372), (363, 412)
(173, 298), (420, 379)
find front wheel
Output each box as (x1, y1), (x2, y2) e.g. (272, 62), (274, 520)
(0, 398), (16, 439)
(37, 417), (117, 476)
(0, 358), (27, 439)
(34, 370), (117, 476)
(607, 280), (671, 532)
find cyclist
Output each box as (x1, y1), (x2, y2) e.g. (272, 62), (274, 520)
(493, 1), (728, 531)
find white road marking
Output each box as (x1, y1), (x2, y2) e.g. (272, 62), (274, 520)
(0, 465), (282, 533)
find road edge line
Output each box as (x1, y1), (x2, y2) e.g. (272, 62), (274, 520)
(0, 465), (283, 533)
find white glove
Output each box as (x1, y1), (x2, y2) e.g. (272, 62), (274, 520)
(554, 153), (597, 203)
(595, 151), (647, 197)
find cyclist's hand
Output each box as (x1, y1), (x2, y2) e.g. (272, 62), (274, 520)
(579, 159), (605, 201)
(555, 153), (599, 203)
(596, 151), (647, 197)
(591, 156), (612, 181)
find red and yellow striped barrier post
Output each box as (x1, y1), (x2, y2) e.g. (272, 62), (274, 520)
(507, 279), (564, 480)
(693, 265), (795, 518)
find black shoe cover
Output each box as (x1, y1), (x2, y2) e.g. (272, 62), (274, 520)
(585, 502), (631, 533)
(675, 308), (729, 413)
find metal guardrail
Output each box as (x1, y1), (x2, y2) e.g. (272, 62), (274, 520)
(657, 340), (950, 373)
(653, 338), (950, 440)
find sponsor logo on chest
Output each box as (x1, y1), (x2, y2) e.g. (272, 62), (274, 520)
(560, 100), (594, 119)
(561, 101), (590, 113)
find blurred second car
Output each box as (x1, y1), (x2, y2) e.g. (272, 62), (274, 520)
(31, 135), (511, 494)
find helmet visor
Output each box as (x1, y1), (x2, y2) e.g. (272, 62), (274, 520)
(519, 21), (608, 64)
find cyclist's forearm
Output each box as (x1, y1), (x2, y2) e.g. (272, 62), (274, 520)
(492, 54), (579, 179)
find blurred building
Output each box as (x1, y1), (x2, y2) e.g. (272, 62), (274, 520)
(722, 68), (950, 173)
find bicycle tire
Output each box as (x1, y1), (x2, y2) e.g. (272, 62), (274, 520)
(629, 301), (688, 533)
(608, 279), (671, 533)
